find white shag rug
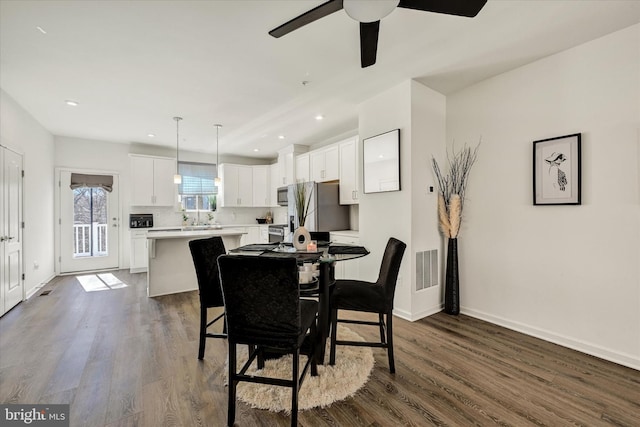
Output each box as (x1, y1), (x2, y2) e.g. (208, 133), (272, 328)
(227, 327), (374, 414)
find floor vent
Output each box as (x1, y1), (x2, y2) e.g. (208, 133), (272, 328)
(40, 290), (51, 296)
(416, 249), (438, 291)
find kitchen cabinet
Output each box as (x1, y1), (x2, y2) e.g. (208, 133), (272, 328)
(259, 225), (269, 243)
(296, 153), (310, 182)
(310, 144), (339, 182)
(130, 229), (148, 273)
(130, 155), (176, 206)
(339, 137), (359, 205)
(270, 163), (280, 207)
(277, 145), (308, 187)
(330, 231), (360, 280)
(218, 164), (253, 207)
(240, 226), (262, 246)
(252, 165), (270, 206)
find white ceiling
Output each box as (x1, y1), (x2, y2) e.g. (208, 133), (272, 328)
(1, 1), (639, 160)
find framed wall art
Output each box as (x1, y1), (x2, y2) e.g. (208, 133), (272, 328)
(533, 133), (581, 205)
(363, 129), (401, 194)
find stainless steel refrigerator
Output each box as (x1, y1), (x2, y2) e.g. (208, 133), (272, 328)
(287, 181), (350, 236)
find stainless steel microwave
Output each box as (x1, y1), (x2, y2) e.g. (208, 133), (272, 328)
(276, 186), (289, 206)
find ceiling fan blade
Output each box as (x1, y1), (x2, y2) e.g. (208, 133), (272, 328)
(398, 0), (487, 17)
(360, 21), (380, 68)
(269, 0), (344, 38)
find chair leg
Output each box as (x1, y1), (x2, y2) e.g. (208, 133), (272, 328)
(291, 350), (299, 427)
(329, 308), (338, 366)
(378, 312), (386, 344)
(198, 305), (207, 360)
(386, 312), (395, 374)
(228, 343), (237, 426)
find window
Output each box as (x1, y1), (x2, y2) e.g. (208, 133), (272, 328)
(177, 161), (218, 211)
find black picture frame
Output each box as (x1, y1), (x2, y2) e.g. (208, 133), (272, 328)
(533, 133), (581, 205)
(363, 129), (401, 194)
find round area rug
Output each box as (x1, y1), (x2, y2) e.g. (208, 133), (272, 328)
(229, 327), (374, 414)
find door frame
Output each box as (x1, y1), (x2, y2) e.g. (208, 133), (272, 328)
(1, 143), (25, 315)
(54, 167), (122, 275)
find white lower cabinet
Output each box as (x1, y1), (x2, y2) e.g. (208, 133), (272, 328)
(240, 226), (262, 246)
(330, 232), (360, 280)
(259, 225), (269, 243)
(130, 230), (148, 273)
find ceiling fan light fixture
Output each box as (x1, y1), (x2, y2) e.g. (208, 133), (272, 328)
(344, 0), (399, 23)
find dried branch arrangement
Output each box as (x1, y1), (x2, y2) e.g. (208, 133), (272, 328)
(432, 143), (480, 238)
(293, 181), (313, 227)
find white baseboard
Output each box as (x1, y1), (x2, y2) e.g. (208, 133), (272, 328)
(462, 306), (640, 371)
(394, 303), (443, 322)
(25, 274), (56, 300)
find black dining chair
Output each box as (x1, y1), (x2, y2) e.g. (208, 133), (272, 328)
(309, 231), (331, 245)
(217, 255), (319, 427)
(329, 237), (406, 373)
(189, 236), (228, 360)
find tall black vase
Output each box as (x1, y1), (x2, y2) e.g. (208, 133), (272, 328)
(444, 237), (460, 315)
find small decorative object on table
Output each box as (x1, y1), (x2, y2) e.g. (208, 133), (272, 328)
(306, 240), (317, 252)
(292, 182), (313, 251)
(432, 142), (479, 315)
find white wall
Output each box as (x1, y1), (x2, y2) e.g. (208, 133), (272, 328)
(0, 89), (55, 297)
(358, 80), (447, 320)
(446, 24), (640, 369)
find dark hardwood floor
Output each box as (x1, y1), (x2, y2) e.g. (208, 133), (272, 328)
(1, 269), (638, 426)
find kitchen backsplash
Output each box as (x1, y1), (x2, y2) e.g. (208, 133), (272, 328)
(129, 206), (288, 227)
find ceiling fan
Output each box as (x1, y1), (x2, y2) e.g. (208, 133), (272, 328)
(269, 0), (487, 68)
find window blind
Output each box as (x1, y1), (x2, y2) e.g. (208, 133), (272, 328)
(178, 161), (217, 195)
(70, 173), (113, 192)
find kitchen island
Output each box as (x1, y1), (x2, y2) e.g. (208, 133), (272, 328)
(146, 228), (245, 297)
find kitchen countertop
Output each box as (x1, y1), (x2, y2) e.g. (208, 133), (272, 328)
(134, 223), (286, 233)
(146, 228), (246, 239)
(330, 230), (359, 237)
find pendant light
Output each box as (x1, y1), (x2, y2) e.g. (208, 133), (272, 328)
(214, 124), (222, 186)
(173, 116), (183, 184)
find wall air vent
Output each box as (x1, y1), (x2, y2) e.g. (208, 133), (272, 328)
(416, 249), (438, 291)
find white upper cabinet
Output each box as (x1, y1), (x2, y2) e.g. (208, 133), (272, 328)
(218, 164), (253, 207)
(270, 163), (280, 207)
(310, 144), (339, 182)
(339, 137), (359, 205)
(296, 153), (310, 183)
(252, 165), (270, 207)
(277, 145), (308, 187)
(130, 155), (176, 206)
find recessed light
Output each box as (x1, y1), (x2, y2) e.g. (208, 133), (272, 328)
(147, 133), (156, 138)
(253, 148), (259, 152)
(315, 114), (324, 121)
(65, 100), (79, 106)
(36, 26), (47, 34)
(278, 135), (285, 139)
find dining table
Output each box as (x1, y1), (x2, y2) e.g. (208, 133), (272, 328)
(229, 241), (369, 364)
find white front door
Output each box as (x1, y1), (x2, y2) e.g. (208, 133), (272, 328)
(1, 146), (24, 316)
(59, 170), (120, 273)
